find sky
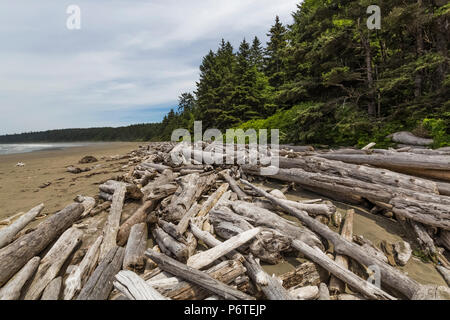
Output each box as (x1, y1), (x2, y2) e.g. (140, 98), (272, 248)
(0, 0), (300, 135)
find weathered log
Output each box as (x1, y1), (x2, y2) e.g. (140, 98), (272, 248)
(123, 223), (148, 273)
(244, 254), (293, 300)
(241, 179), (422, 299)
(224, 200), (323, 249)
(292, 239), (395, 300)
(279, 262), (321, 289)
(77, 246), (125, 300)
(329, 209), (354, 294)
(117, 200), (156, 247)
(219, 170), (249, 200)
(436, 266), (450, 286)
(99, 183), (127, 261)
(139, 162), (170, 173)
(289, 285), (319, 300)
(41, 277), (62, 300)
(388, 131), (433, 146)
(196, 183), (230, 218)
(75, 196), (96, 218)
(318, 283), (331, 300)
(187, 228), (261, 270)
(144, 250), (254, 300)
(0, 257), (40, 300)
(0, 203), (84, 287)
(0, 203), (44, 249)
(437, 230), (450, 251)
(279, 156), (439, 194)
(158, 219), (185, 244)
(64, 235), (103, 300)
(152, 226), (188, 262)
(24, 227), (83, 300)
(275, 198), (336, 217)
(176, 202), (200, 235)
(114, 270), (169, 300)
(99, 180), (143, 200)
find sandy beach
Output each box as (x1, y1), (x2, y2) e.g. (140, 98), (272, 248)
(0, 142), (141, 221)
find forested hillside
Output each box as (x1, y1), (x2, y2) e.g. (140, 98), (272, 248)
(162, 0), (450, 147)
(2, 1), (449, 147)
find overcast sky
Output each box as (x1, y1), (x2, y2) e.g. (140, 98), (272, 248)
(0, 0), (300, 135)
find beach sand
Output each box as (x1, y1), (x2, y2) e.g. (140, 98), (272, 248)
(0, 142), (141, 220)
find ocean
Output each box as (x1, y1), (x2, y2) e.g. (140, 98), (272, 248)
(0, 143), (88, 155)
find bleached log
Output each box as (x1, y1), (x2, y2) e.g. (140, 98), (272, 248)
(64, 235), (103, 300)
(75, 196), (96, 218)
(219, 170), (249, 200)
(99, 183), (126, 261)
(99, 180), (143, 200)
(241, 179), (421, 299)
(0, 203), (84, 287)
(152, 226), (188, 262)
(196, 183), (230, 218)
(436, 266), (450, 286)
(292, 240), (395, 300)
(123, 223), (148, 273)
(0, 203), (44, 249)
(187, 228), (261, 270)
(388, 131), (433, 146)
(114, 270), (169, 300)
(24, 228), (83, 300)
(276, 198), (336, 217)
(77, 246), (125, 300)
(329, 209), (354, 294)
(0, 257), (40, 300)
(318, 283), (331, 300)
(41, 277), (62, 300)
(176, 202), (200, 235)
(289, 285), (319, 300)
(117, 200), (156, 246)
(144, 250), (254, 300)
(158, 219), (185, 244)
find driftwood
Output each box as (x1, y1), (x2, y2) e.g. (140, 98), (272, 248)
(292, 240), (396, 300)
(114, 270), (168, 300)
(241, 180), (422, 299)
(289, 285), (319, 300)
(187, 228), (261, 270)
(64, 235), (103, 300)
(152, 226), (188, 262)
(279, 262), (321, 289)
(24, 228), (83, 300)
(0, 257), (40, 300)
(144, 250), (254, 300)
(0, 204), (44, 249)
(318, 283), (331, 300)
(117, 200), (156, 246)
(77, 246), (125, 300)
(41, 277), (62, 300)
(0, 203), (84, 287)
(176, 202), (201, 235)
(99, 180), (143, 200)
(219, 170), (249, 200)
(99, 184), (127, 261)
(123, 223), (148, 273)
(196, 183), (229, 217)
(388, 131), (433, 146)
(329, 209), (354, 294)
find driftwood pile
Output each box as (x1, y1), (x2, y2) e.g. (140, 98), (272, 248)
(0, 138), (449, 301)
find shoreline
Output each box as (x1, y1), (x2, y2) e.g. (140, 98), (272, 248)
(0, 142), (142, 220)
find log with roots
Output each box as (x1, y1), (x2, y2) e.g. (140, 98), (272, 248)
(0, 203), (44, 249)
(24, 227), (83, 300)
(144, 250), (254, 300)
(0, 202), (84, 287)
(240, 179), (422, 300)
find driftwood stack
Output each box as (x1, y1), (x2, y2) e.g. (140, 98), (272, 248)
(0, 138), (449, 301)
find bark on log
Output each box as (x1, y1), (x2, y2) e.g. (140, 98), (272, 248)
(241, 179), (422, 299)
(99, 184), (127, 261)
(41, 277), (62, 300)
(64, 235), (103, 300)
(77, 246), (125, 300)
(0, 203), (84, 287)
(0, 257), (40, 300)
(329, 209), (354, 294)
(152, 226), (188, 263)
(123, 223), (148, 273)
(144, 250), (254, 300)
(117, 200), (156, 247)
(0, 204), (44, 249)
(24, 227), (83, 300)
(187, 228), (261, 270)
(114, 270), (169, 300)
(292, 240), (396, 300)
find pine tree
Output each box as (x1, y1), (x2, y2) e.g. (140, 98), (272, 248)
(264, 16), (288, 89)
(250, 36), (264, 70)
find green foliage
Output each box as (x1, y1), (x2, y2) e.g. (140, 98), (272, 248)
(423, 117), (450, 148)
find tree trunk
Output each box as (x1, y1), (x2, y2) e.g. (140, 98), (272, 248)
(0, 203), (84, 287)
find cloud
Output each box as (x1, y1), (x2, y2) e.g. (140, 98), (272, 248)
(0, 0), (300, 135)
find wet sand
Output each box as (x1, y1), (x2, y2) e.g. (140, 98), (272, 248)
(0, 142), (141, 220)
